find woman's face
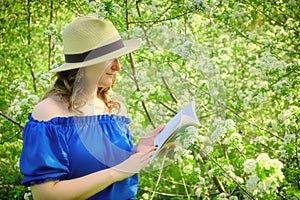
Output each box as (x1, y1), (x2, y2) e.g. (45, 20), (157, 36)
(84, 58), (121, 88)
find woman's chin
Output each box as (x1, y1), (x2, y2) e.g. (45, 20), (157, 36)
(97, 82), (113, 88)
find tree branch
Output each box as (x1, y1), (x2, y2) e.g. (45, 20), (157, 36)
(125, 0), (155, 127)
(159, 101), (177, 114)
(128, 10), (194, 25)
(141, 187), (198, 198)
(148, 1), (175, 28)
(150, 158), (165, 200)
(0, 129), (23, 145)
(161, 75), (178, 104)
(187, 80), (284, 141)
(27, 0), (37, 93)
(48, 0), (54, 71)
(205, 151), (256, 200)
(199, 150), (227, 194)
(0, 112), (23, 130)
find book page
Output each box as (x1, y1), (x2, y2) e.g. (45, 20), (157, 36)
(150, 102), (200, 161)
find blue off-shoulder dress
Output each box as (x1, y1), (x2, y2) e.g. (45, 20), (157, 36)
(19, 113), (138, 200)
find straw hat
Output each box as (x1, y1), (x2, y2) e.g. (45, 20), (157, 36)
(50, 16), (141, 72)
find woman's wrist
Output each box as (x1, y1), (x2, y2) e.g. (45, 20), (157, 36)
(109, 166), (133, 182)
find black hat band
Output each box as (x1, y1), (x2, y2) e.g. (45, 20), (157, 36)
(64, 39), (124, 63)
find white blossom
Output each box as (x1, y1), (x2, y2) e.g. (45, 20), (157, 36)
(283, 134), (296, 144)
(195, 187), (202, 197)
(24, 192), (32, 200)
(20, 99), (28, 106)
(44, 29), (51, 35)
(245, 175), (260, 193)
(243, 159), (256, 174)
(256, 153), (271, 170)
(198, 176), (205, 184)
(142, 193), (149, 200)
(183, 164), (193, 174)
(229, 196), (238, 200)
(48, 23), (56, 29)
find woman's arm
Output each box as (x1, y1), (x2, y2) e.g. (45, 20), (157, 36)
(31, 149), (154, 200)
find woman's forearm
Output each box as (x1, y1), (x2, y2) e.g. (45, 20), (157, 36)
(31, 168), (130, 200)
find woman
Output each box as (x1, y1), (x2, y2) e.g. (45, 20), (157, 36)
(19, 16), (164, 200)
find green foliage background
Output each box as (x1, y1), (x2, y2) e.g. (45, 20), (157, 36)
(0, 0), (299, 199)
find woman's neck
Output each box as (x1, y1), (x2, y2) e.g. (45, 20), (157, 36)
(80, 90), (109, 115)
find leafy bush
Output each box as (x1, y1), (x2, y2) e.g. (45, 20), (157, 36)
(1, 0), (299, 199)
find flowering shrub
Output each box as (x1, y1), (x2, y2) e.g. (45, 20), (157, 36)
(243, 153), (284, 198)
(1, 0), (299, 199)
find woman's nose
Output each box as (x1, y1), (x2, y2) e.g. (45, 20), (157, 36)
(111, 58), (121, 71)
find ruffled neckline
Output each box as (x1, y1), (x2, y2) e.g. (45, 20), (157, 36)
(27, 113), (131, 125)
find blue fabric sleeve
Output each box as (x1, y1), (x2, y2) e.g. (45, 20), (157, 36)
(20, 119), (70, 186)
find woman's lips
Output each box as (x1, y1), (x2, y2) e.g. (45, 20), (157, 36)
(106, 73), (114, 78)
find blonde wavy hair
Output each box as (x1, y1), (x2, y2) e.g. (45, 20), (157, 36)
(43, 68), (120, 114)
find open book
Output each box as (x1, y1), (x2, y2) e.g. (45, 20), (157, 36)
(150, 102), (200, 162)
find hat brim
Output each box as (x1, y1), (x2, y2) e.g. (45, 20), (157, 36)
(50, 38), (142, 73)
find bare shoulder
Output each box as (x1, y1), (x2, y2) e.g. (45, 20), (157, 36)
(32, 97), (69, 121)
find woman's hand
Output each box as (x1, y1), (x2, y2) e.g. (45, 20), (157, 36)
(134, 124), (165, 153)
(112, 146), (156, 181)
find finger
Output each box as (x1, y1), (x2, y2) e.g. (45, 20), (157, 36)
(149, 124), (165, 138)
(147, 124), (165, 137)
(155, 124), (165, 134)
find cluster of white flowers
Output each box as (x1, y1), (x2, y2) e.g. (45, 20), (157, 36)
(254, 135), (269, 146)
(141, 192), (150, 200)
(44, 22), (63, 49)
(256, 50), (288, 73)
(208, 119), (242, 148)
(84, 0), (106, 18)
(44, 23), (57, 35)
(273, 78), (291, 95)
(153, 26), (174, 48)
(215, 192), (239, 200)
(24, 191), (32, 200)
(278, 133), (298, 160)
(243, 158), (256, 174)
(237, 89), (253, 109)
(263, 119), (278, 131)
(195, 177), (210, 198)
(223, 164), (244, 185)
(210, 124), (226, 144)
(170, 40), (193, 58)
(13, 160), (20, 170)
(148, 25), (197, 55)
(8, 82), (39, 120)
(284, 134), (296, 145)
(144, 0), (160, 13)
(186, 0), (215, 13)
(173, 147), (194, 163)
(243, 153), (284, 197)
(35, 71), (52, 89)
(135, 91), (149, 102)
(111, 3), (121, 13)
(237, 87), (269, 109)
(183, 163), (194, 174)
(186, 0), (203, 10)
(278, 106), (300, 131)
